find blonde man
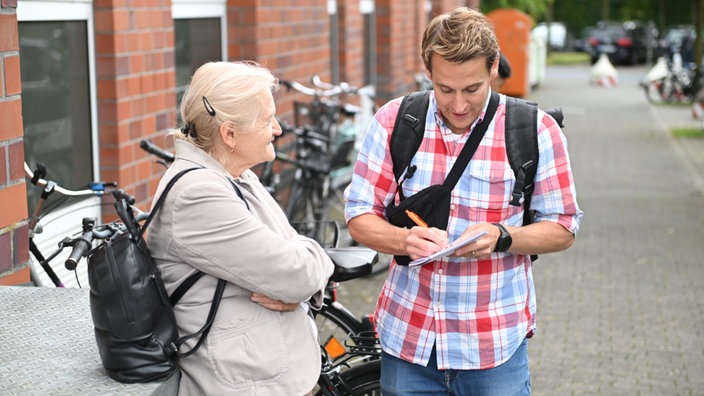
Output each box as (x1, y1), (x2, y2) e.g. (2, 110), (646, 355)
(345, 7), (582, 395)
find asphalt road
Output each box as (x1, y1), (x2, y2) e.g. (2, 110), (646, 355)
(336, 63), (704, 395)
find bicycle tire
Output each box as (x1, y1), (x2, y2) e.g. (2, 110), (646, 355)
(286, 177), (318, 238)
(315, 359), (381, 396)
(316, 301), (369, 355)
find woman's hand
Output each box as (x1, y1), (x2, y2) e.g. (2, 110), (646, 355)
(251, 293), (299, 312)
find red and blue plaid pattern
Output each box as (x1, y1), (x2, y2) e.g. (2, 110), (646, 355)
(345, 91), (582, 369)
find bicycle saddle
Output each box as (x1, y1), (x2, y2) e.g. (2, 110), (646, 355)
(325, 247), (378, 282)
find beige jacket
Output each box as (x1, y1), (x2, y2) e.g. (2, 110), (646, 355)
(147, 140), (334, 395)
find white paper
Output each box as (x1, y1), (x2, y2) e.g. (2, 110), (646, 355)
(408, 231), (487, 267)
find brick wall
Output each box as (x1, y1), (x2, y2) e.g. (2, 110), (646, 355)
(1, 0), (483, 282)
(0, 4), (30, 285)
(337, 0), (365, 88)
(94, 0), (177, 210)
(228, 0), (334, 120)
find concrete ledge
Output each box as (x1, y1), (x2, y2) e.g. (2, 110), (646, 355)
(0, 286), (178, 395)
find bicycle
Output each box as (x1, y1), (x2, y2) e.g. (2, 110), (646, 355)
(56, 214), (381, 395)
(24, 161), (134, 287)
(279, 77), (392, 273)
(641, 54), (699, 104)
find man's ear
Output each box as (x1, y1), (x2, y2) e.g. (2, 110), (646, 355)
(490, 54), (500, 80)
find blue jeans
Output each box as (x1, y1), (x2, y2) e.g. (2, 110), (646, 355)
(380, 338), (531, 396)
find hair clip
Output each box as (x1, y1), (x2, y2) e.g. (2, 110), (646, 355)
(202, 96), (216, 117)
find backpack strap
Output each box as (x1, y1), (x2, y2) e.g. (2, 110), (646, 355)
(505, 97), (540, 261)
(140, 167), (202, 237)
(505, 97), (539, 223)
(169, 176), (251, 356)
(390, 90), (431, 200)
(545, 107), (564, 128)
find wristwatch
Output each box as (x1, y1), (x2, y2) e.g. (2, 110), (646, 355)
(492, 223), (512, 252)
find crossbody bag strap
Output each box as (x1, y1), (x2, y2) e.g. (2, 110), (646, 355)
(442, 91), (499, 189)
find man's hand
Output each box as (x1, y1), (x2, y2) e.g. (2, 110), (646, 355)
(405, 226), (449, 260)
(452, 223), (500, 259)
(251, 293), (299, 312)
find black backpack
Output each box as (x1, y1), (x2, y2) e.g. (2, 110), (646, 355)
(388, 91), (564, 260)
(87, 168), (227, 383)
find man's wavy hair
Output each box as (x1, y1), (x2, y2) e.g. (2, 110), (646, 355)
(421, 7), (499, 73)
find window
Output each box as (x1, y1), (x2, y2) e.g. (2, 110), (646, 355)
(18, 2), (96, 210)
(18, 0), (97, 287)
(173, 0), (227, 116)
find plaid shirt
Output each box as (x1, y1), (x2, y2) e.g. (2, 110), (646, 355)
(345, 91), (582, 370)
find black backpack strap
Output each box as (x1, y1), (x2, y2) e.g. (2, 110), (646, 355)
(174, 278), (226, 357)
(544, 108), (564, 128)
(140, 167), (202, 237)
(390, 90), (431, 200)
(169, 176), (252, 356)
(505, 97), (540, 261)
(505, 97), (539, 216)
(170, 271), (205, 306)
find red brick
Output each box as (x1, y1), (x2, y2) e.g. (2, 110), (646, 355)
(0, 267), (31, 286)
(13, 224), (28, 266)
(0, 183), (27, 226)
(7, 140), (23, 182)
(0, 230), (10, 272)
(0, 99), (23, 140)
(0, 14), (18, 51)
(0, 145), (5, 186)
(4, 55), (20, 95)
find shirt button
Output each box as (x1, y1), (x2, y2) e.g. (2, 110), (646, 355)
(438, 269), (444, 275)
(450, 204), (456, 210)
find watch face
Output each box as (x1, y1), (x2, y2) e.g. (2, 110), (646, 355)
(494, 224), (512, 252)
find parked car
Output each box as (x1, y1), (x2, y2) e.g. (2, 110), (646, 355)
(588, 20), (650, 65)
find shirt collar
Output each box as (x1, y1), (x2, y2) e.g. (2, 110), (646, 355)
(431, 89), (493, 139)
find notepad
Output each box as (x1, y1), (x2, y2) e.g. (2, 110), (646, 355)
(408, 231), (488, 267)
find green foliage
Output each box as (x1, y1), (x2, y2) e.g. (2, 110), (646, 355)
(546, 52), (590, 65)
(480, 0), (549, 21)
(482, 0), (697, 37)
(672, 127), (704, 137)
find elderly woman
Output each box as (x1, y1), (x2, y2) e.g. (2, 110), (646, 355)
(147, 61), (334, 395)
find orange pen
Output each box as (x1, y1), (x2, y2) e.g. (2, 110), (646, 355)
(405, 210), (428, 228)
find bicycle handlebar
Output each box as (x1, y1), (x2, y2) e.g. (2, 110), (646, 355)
(64, 230), (93, 271)
(63, 221), (124, 270)
(280, 79), (348, 97)
(140, 139), (175, 164)
(24, 162), (131, 200)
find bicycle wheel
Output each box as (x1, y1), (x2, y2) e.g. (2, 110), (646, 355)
(286, 178), (318, 238)
(316, 301), (370, 359)
(315, 359), (381, 396)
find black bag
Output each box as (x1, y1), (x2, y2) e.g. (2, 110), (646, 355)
(389, 91), (565, 262)
(87, 167), (226, 383)
(385, 92), (499, 265)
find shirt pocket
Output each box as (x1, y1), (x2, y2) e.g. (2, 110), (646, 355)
(460, 162), (519, 222)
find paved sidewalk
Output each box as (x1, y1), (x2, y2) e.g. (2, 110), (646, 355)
(527, 64), (704, 396)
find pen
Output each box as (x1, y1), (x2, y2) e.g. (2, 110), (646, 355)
(405, 210), (428, 228)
